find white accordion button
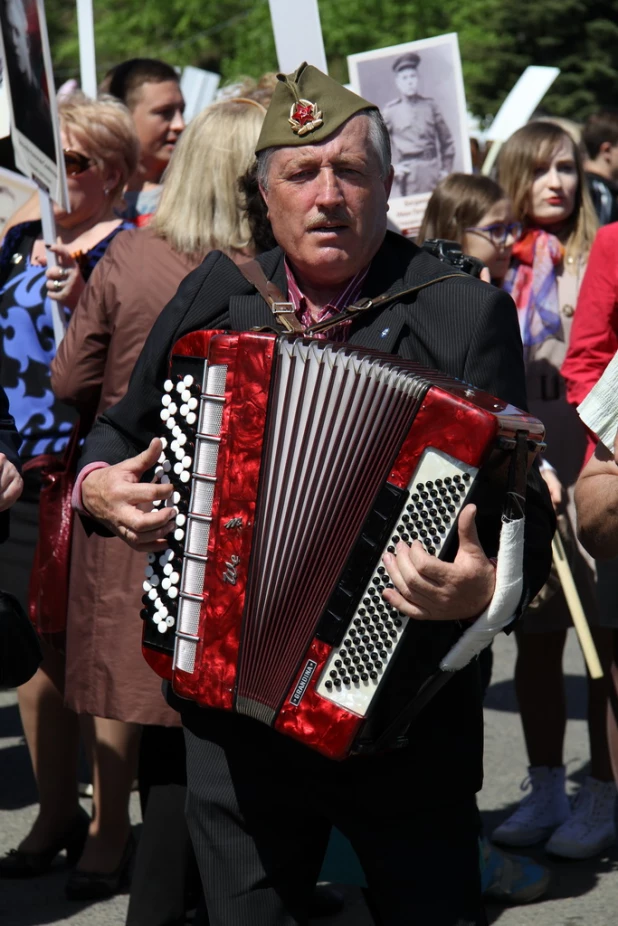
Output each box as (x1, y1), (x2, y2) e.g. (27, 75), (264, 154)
(183, 375), (194, 387)
(186, 412), (197, 426)
(157, 622), (167, 633)
(176, 381), (185, 394)
(182, 456), (192, 469)
(188, 397), (198, 411)
(165, 616), (175, 627)
(168, 587), (178, 599)
(180, 471), (191, 483)
(163, 562), (174, 576)
(152, 612), (161, 624)
(168, 402), (178, 416)
(173, 491), (181, 504)
(174, 528), (184, 541)
(162, 394), (171, 407)
(163, 380), (173, 393)
(160, 437), (168, 450)
(150, 575), (160, 587)
(172, 426), (182, 438)
(176, 514), (186, 527)
(145, 566), (154, 578)
(170, 571), (180, 584)
(143, 580), (152, 592)
(160, 409), (170, 422)
(163, 460), (172, 473)
(148, 589), (158, 601)
(161, 578), (171, 591)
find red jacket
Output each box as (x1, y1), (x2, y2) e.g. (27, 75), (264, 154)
(562, 223), (618, 406)
(561, 223), (618, 459)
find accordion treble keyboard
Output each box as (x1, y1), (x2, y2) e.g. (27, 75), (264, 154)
(315, 448), (476, 716)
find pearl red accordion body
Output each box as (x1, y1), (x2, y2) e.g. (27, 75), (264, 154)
(141, 330), (544, 759)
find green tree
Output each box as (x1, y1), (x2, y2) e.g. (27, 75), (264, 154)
(43, 0), (618, 121)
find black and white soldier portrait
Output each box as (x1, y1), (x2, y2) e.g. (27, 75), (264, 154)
(349, 34), (471, 236)
(383, 52), (455, 197)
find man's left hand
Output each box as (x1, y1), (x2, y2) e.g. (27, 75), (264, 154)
(382, 504), (496, 621)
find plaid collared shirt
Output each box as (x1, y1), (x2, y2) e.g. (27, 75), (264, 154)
(284, 260), (370, 341)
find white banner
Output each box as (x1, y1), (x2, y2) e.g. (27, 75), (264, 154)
(180, 66), (221, 123)
(486, 66), (561, 143)
(76, 0), (97, 99)
(268, 0), (327, 74)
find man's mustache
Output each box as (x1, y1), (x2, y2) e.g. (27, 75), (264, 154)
(306, 212), (351, 231)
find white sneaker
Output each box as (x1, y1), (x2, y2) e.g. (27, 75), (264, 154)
(545, 777), (616, 859)
(492, 766), (570, 847)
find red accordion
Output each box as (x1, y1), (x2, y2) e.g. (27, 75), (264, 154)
(141, 331), (544, 759)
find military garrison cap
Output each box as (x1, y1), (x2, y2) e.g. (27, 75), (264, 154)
(255, 61), (377, 153)
(392, 53), (420, 72)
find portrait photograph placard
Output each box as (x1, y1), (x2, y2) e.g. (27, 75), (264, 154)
(348, 33), (471, 238)
(0, 0), (67, 208)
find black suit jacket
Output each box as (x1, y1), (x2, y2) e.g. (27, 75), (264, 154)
(79, 231), (554, 792)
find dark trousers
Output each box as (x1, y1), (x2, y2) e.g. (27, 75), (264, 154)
(183, 714), (486, 926)
(127, 725), (205, 926)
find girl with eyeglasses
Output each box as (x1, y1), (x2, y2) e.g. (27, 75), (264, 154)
(492, 122), (618, 862)
(417, 172), (521, 285)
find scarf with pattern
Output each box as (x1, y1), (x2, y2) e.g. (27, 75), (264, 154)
(503, 228), (564, 348)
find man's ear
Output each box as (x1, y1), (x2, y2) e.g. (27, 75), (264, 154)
(599, 140), (612, 158)
(258, 181), (269, 207)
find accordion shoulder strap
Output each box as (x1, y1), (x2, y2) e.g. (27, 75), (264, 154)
(236, 257), (463, 336)
(236, 259), (304, 333)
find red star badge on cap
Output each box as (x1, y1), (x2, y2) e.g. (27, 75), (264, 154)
(288, 99), (324, 136)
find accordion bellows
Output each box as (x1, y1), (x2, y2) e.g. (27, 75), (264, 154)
(141, 331), (544, 759)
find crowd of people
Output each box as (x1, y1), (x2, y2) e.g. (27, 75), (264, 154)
(0, 51), (617, 926)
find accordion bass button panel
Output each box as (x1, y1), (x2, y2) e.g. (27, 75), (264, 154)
(142, 374), (203, 644)
(314, 448), (478, 717)
(142, 364), (227, 673)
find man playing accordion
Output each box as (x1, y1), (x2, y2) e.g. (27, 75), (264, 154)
(76, 64), (554, 926)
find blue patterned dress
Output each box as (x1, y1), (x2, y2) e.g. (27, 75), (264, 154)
(0, 220), (130, 459)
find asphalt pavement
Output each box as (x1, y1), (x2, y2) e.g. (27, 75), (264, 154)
(1, 629), (617, 926)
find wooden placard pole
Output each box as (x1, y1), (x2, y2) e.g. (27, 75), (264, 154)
(551, 532), (604, 680)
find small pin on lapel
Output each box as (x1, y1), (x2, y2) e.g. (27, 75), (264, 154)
(380, 327), (390, 338)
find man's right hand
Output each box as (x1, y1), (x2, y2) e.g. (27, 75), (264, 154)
(81, 438), (176, 552)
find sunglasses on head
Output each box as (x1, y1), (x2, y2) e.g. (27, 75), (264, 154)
(63, 148), (94, 176)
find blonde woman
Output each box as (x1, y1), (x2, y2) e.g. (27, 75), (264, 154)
(49, 97), (266, 907)
(492, 122), (615, 860)
(0, 93), (137, 882)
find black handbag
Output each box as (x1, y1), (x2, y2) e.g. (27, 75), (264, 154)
(0, 588), (42, 688)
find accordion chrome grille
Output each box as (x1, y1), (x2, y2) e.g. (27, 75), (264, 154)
(235, 339), (431, 714)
